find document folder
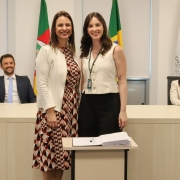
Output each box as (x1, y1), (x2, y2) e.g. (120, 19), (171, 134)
(73, 132), (131, 146)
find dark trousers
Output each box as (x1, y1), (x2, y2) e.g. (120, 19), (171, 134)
(78, 93), (121, 137)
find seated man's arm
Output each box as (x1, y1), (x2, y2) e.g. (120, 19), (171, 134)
(27, 77), (36, 103)
(170, 81), (180, 105)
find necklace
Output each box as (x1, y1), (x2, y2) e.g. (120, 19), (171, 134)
(87, 47), (102, 90)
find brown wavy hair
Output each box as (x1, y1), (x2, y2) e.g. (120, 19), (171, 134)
(80, 12), (112, 58)
(49, 11), (76, 55)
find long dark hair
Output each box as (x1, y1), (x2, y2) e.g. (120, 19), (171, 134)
(49, 11), (76, 55)
(80, 12), (112, 58)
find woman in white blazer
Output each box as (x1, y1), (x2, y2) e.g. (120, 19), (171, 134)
(32, 11), (80, 180)
(170, 80), (180, 105)
(78, 12), (127, 137)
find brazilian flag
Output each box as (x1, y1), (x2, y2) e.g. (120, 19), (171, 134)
(108, 0), (123, 48)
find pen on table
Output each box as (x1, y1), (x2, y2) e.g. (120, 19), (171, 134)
(90, 137), (94, 142)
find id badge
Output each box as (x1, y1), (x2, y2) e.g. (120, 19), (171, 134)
(87, 78), (92, 89)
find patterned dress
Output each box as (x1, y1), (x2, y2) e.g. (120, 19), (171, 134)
(32, 47), (80, 172)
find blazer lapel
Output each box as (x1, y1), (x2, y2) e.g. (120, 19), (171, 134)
(16, 75), (22, 100)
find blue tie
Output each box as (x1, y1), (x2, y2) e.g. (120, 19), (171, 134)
(8, 77), (13, 103)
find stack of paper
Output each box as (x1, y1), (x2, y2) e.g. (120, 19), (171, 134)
(73, 132), (131, 146)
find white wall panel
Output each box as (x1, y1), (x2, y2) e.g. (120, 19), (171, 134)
(0, 0), (7, 75)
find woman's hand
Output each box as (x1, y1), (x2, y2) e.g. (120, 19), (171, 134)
(46, 108), (58, 128)
(118, 111), (128, 130)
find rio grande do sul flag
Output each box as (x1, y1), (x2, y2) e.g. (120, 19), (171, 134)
(33, 0), (50, 95)
(175, 29), (180, 75)
(108, 0), (123, 48)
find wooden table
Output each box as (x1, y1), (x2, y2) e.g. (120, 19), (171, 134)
(62, 137), (138, 180)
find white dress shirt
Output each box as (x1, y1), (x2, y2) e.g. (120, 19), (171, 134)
(4, 74), (21, 103)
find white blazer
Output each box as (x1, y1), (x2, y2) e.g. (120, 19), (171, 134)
(36, 45), (80, 112)
(170, 80), (180, 105)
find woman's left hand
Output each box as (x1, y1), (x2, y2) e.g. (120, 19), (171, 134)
(118, 111), (128, 129)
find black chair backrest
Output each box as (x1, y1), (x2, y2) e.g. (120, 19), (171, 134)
(167, 76), (180, 105)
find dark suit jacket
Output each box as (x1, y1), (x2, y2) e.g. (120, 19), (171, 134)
(0, 75), (36, 103)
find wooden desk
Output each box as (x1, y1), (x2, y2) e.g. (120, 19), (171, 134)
(62, 138), (138, 180)
(1, 104), (180, 180)
(0, 103), (70, 180)
(1, 103), (40, 180)
(127, 105), (180, 123)
(125, 105), (180, 180)
(0, 103), (19, 121)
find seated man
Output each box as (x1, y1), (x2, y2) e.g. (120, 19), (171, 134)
(0, 54), (36, 103)
(170, 79), (180, 105)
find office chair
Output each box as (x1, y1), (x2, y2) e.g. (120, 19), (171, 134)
(167, 76), (180, 105)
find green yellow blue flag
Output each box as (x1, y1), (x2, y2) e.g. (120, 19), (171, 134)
(108, 0), (123, 48)
(33, 0), (50, 95)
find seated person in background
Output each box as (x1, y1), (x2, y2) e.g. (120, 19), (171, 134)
(0, 54), (36, 103)
(170, 79), (180, 105)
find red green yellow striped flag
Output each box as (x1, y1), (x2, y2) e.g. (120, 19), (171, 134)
(108, 0), (123, 48)
(33, 0), (50, 95)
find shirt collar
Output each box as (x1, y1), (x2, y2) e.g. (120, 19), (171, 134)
(4, 74), (16, 80)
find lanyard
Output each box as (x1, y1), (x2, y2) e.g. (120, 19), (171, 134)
(88, 47), (102, 77)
